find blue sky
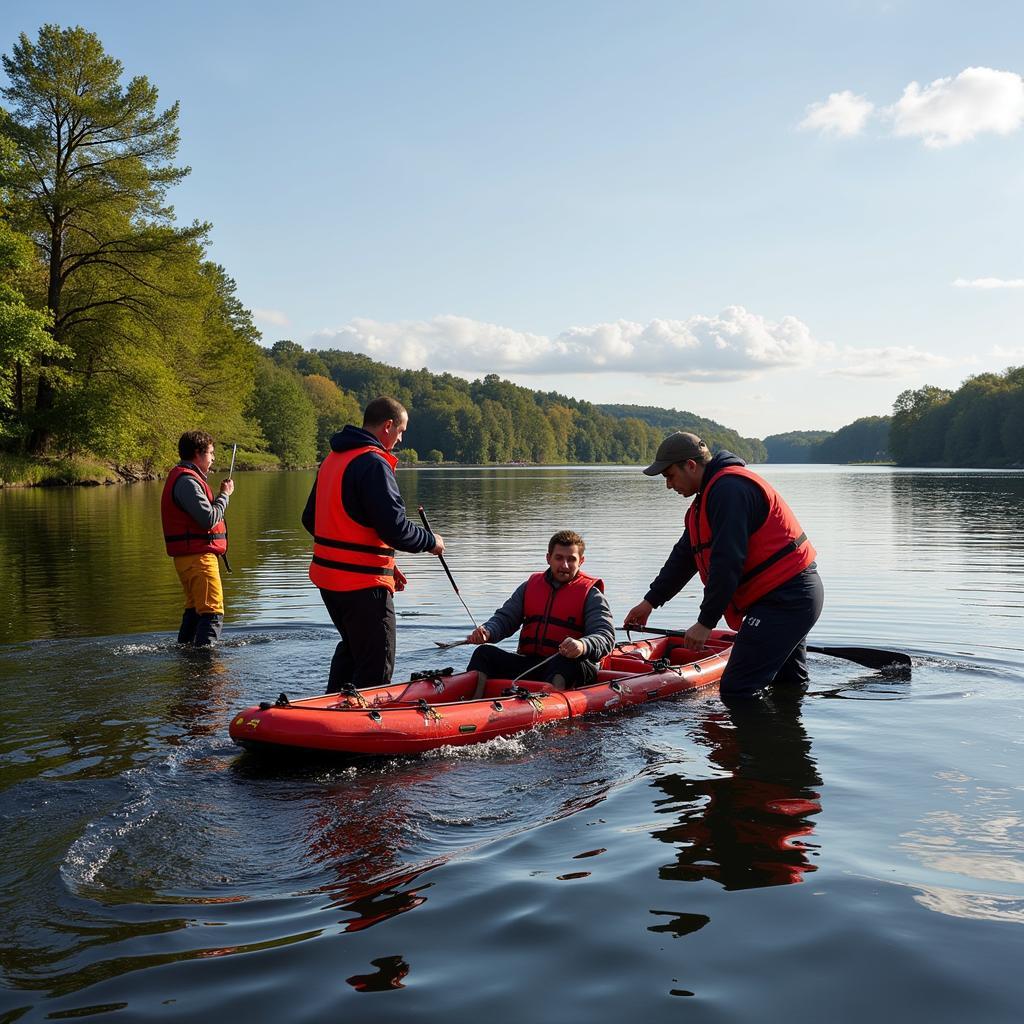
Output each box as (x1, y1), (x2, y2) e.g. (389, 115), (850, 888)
(4, 1), (1024, 437)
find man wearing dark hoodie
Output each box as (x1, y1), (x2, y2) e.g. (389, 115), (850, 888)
(302, 396), (445, 694)
(624, 432), (823, 699)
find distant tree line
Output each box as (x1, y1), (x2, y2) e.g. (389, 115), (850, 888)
(764, 419), (891, 464)
(890, 367), (1024, 467)
(262, 343), (768, 466)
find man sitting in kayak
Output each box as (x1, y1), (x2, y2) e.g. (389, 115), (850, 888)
(464, 530), (615, 692)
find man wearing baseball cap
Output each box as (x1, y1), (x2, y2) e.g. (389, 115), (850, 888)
(624, 431), (824, 698)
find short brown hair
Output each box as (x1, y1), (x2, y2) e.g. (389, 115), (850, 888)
(178, 430), (214, 461)
(548, 529), (585, 555)
(363, 396), (407, 428)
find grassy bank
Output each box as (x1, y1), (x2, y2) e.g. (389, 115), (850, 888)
(0, 449), (305, 487)
(0, 453), (126, 487)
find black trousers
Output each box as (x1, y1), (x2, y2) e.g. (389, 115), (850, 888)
(319, 586), (395, 694)
(719, 566), (825, 699)
(466, 644), (598, 689)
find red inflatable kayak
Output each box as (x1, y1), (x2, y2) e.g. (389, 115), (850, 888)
(229, 630), (734, 757)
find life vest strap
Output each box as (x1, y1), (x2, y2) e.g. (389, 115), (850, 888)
(164, 531), (229, 543)
(522, 613), (581, 631)
(313, 535), (395, 557)
(312, 555), (396, 576)
(739, 533), (807, 585)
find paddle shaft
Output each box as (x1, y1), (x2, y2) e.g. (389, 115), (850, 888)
(418, 505), (481, 631)
(620, 626), (911, 671)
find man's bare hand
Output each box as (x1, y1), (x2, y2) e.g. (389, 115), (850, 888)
(623, 599), (653, 628)
(558, 637), (585, 659)
(682, 622), (711, 651)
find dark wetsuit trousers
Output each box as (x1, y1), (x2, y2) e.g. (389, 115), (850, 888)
(319, 586), (395, 694)
(719, 566), (825, 700)
(467, 644), (598, 689)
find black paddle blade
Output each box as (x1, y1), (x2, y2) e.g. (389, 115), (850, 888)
(806, 645), (911, 673)
(618, 626), (911, 675)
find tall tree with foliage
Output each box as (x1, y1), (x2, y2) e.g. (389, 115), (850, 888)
(252, 358), (317, 467)
(0, 24), (207, 453)
(0, 181), (62, 440)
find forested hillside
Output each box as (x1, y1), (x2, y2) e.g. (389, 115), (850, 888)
(598, 404), (766, 462)
(890, 369), (1024, 467)
(262, 343), (766, 466)
(764, 420), (891, 463)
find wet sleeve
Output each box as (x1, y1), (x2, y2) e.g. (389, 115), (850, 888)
(644, 533), (698, 608)
(697, 477), (767, 628)
(481, 582), (528, 644)
(173, 475), (228, 529)
(580, 587), (615, 660)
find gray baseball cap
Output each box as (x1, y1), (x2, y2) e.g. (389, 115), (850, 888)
(642, 431), (710, 475)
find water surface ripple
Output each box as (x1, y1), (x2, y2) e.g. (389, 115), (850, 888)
(1, 467), (1022, 1022)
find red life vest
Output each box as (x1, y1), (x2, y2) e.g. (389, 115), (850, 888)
(308, 445), (397, 593)
(161, 465), (228, 556)
(686, 466), (816, 630)
(518, 571), (605, 656)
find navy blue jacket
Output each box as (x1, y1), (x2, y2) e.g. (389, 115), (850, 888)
(301, 425), (435, 553)
(645, 451), (771, 628)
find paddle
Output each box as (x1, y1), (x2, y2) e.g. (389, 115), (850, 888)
(619, 626), (911, 672)
(220, 442), (237, 575)
(418, 505), (481, 631)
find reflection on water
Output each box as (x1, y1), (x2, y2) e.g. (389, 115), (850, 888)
(650, 692), (821, 902)
(2, 468), (1023, 1021)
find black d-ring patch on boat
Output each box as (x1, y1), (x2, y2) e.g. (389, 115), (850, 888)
(368, 709), (382, 722)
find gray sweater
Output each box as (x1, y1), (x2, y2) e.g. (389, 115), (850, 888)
(172, 462), (229, 529)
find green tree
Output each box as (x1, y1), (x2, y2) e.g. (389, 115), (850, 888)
(0, 201), (62, 441)
(814, 416), (891, 463)
(0, 24), (206, 453)
(252, 359), (317, 467)
(302, 372), (361, 459)
(891, 386), (953, 465)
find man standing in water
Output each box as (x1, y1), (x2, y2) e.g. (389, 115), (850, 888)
(302, 396), (445, 694)
(464, 530), (615, 691)
(624, 432), (823, 698)
(161, 430), (234, 647)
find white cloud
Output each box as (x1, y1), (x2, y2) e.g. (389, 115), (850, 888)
(827, 345), (954, 379)
(953, 277), (1024, 289)
(799, 90), (875, 137)
(887, 67), (1024, 147)
(254, 308), (290, 327)
(992, 344), (1024, 360)
(312, 307), (829, 381)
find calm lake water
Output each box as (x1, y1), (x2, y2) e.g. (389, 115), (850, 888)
(1, 465), (1022, 1022)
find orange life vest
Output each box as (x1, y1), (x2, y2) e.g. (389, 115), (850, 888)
(686, 466), (815, 630)
(518, 571), (605, 656)
(161, 465), (228, 556)
(308, 445), (397, 593)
